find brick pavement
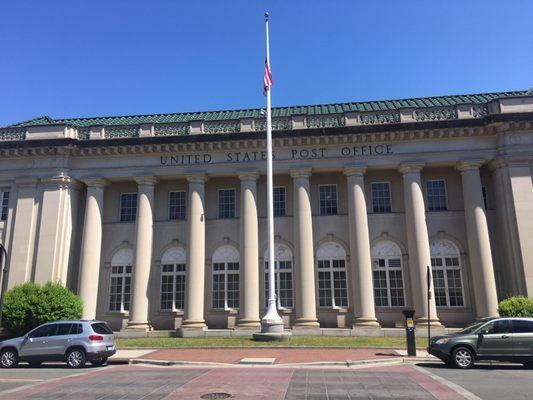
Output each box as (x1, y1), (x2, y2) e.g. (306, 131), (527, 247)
(140, 347), (401, 364)
(0, 364), (466, 400)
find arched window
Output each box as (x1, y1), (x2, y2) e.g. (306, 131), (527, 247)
(160, 247), (186, 311)
(430, 239), (464, 307)
(264, 243), (293, 309)
(371, 240), (405, 307)
(109, 248), (133, 312)
(316, 242), (348, 308)
(212, 245), (240, 309)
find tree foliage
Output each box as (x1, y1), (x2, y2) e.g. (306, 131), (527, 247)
(498, 296), (533, 318)
(2, 282), (83, 336)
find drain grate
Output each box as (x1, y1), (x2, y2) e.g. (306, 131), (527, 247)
(200, 393), (233, 399)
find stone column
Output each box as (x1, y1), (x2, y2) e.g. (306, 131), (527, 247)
(344, 165), (380, 331)
(490, 156), (533, 297)
(399, 163), (440, 327)
(181, 174), (208, 332)
(34, 172), (80, 285)
(7, 178), (39, 288)
(237, 172), (261, 328)
(126, 176), (157, 330)
(457, 160), (499, 318)
(78, 178), (107, 320)
(291, 168), (319, 328)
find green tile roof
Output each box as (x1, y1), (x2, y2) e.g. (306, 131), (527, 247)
(5, 89), (531, 128)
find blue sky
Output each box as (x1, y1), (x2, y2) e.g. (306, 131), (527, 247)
(1, 1), (532, 126)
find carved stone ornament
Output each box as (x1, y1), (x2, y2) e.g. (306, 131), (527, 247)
(212, 244), (240, 263)
(371, 240), (402, 258)
(316, 241), (346, 259)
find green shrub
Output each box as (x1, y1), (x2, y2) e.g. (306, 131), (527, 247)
(2, 281), (83, 336)
(498, 296), (533, 318)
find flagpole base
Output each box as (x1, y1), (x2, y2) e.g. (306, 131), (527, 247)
(253, 331), (292, 342)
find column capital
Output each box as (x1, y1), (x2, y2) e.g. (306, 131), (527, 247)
(134, 175), (158, 186)
(290, 167), (312, 179)
(184, 172), (208, 184)
(456, 159), (485, 172)
(488, 155), (533, 171)
(81, 177), (109, 188)
(238, 170), (260, 181)
(398, 162), (425, 175)
(343, 163), (367, 177)
(41, 172), (83, 190)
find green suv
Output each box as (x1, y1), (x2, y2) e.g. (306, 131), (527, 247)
(428, 317), (533, 369)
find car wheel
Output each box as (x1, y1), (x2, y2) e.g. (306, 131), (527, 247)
(452, 347), (475, 369)
(0, 349), (19, 368)
(90, 357), (107, 367)
(66, 349), (86, 368)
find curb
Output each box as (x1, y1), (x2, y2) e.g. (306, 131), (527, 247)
(115, 356), (434, 368)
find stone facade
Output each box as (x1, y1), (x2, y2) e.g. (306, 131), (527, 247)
(1, 91), (532, 334)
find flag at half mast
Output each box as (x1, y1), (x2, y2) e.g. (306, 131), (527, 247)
(263, 58), (273, 94)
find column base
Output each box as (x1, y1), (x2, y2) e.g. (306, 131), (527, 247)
(293, 317), (320, 328)
(415, 317), (445, 337)
(177, 320), (207, 338)
(124, 321), (152, 331)
(235, 319), (261, 329)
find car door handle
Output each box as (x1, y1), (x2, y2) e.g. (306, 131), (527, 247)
(502, 335), (510, 339)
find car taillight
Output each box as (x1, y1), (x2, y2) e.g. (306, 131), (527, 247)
(88, 334), (104, 341)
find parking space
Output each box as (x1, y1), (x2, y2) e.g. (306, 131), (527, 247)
(417, 361), (533, 400)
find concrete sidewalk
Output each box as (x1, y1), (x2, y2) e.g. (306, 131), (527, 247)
(109, 347), (436, 367)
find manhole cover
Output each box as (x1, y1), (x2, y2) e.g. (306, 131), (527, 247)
(200, 393), (233, 399)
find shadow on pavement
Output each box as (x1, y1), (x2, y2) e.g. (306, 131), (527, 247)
(415, 361), (527, 370)
(13, 363), (104, 369)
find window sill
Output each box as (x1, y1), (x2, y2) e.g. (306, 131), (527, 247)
(105, 311), (129, 317)
(210, 308), (239, 314)
(157, 309), (185, 316)
(318, 307), (349, 313)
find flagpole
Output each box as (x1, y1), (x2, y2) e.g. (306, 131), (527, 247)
(255, 11), (286, 340)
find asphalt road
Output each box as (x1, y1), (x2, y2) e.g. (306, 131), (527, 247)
(0, 362), (531, 399)
(416, 361), (533, 400)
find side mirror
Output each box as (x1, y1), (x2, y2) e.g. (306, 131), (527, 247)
(479, 329), (489, 335)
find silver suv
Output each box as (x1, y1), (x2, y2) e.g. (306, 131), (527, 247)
(0, 320), (116, 368)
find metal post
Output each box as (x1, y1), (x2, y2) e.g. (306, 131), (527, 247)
(427, 265), (431, 341)
(259, 11), (284, 334)
(0, 242), (9, 329)
(402, 309), (416, 357)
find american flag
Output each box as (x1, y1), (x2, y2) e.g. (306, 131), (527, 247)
(263, 58), (273, 94)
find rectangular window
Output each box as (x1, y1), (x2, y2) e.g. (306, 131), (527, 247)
(109, 265), (132, 312)
(372, 258), (405, 307)
(0, 191), (9, 221)
(264, 260), (293, 308)
(120, 193), (137, 222)
(426, 180), (447, 211)
(431, 257), (464, 307)
(319, 185), (338, 215)
(169, 191), (186, 220)
(371, 182), (391, 213)
(160, 264), (186, 311)
(218, 189), (236, 219)
(273, 187), (286, 217)
(317, 259), (347, 308)
(212, 262), (240, 309)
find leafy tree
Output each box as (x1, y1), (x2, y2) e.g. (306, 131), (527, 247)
(498, 296), (533, 318)
(2, 282), (82, 336)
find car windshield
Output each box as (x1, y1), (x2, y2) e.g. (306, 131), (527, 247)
(456, 321), (486, 334)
